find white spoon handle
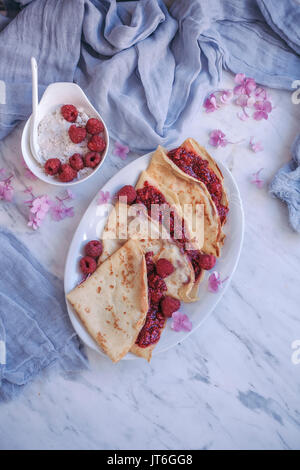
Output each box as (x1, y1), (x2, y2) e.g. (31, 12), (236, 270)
(30, 57), (43, 164)
(31, 57), (38, 118)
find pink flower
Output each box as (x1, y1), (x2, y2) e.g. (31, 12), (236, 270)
(254, 87), (267, 100)
(97, 190), (111, 205)
(114, 142), (130, 160)
(50, 201), (74, 221)
(208, 271), (227, 293)
(253, 100), (272, 121)
(219, 89), (232, 104)
(209, 129), (228, 148)
(249, 137), (263, 153)
(28, 214), (41, 230)
(234, 74), (256, 96)
(203, 93), (218, 113)
(236, 94), (255, 108)
(49, 190), (75, 221)
(171, 311), (192, 332)
(0, 171), (14, 202)
(30, 195), (51, 217)
(0, 180), (14, 202)
(251, 168), (264, 188)
(26, 195), (51, 230)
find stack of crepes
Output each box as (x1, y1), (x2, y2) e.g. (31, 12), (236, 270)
(67, 138), (229, 362)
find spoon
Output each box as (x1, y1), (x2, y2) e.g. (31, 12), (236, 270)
(30, 57), (43, 165)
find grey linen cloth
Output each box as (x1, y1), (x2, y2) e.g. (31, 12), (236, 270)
(0, 0), (300, 228)
(270, 136), (300, 232)
(0, 229), (88, 401)
(0, 0), (300, 400)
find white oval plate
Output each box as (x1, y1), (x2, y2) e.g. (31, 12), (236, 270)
(64, 152), (244, 359)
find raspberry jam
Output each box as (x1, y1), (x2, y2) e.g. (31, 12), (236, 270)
(167, 147), (229, 224)
(136, 183), (203, 281)
(136, 252), (167, 348)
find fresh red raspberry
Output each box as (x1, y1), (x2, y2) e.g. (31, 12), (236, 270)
(68, 125), (87, 144)
(86, 118), (104, 135)
(61, 105), (78, 123)
(198, 254), (216, 270)
(84, 152), (102, 168)
(145, 252), (155, 275)
(44, 158), (61, 176)
(156, 258), (175, 278)
(117, 185), (137, 205)
(87, 135), (106, 152)
(148, 273), (167, 304)
(69, 153), (84, 171)
(79, 256), (97, 275)
(161, 296), (181, 318)
(58, 164), (77, 183)
(85, 240), (103, 258)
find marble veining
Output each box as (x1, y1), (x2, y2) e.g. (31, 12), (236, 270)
(0, 72), (300, 450)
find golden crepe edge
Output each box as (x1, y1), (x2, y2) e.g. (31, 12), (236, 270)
(67, 239), (148, 363)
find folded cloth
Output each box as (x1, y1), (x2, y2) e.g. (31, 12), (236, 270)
(270, 136), (300, 232)
(0, 229), (88, 401)
(0, 0), (299, 151)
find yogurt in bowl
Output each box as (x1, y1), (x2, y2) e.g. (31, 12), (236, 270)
(21, 82), (109, 186)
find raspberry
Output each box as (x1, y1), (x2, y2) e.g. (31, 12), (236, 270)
(68, 125), (87, 144)
(161, 296), (181, 318)
(61, 105), (78, 123)
(87, 135), (106, 152)
(85, 240), (103, 258)
(58, 164), (77, 183)
(44, 158), (61, 176)
(156, 258), (174, 278)
(86, 118), (104, 135)
(69, 153), (84, 171)
(148, 273), (167, 304)
(117, 185), (137, 205)
(198, 254), (216, 270)
(79, 256), (97, 275)
(145, 252), (155, 275)
(84, 152), (102, 168)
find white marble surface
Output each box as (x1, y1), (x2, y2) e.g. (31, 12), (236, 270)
(0, 72), (300, 450)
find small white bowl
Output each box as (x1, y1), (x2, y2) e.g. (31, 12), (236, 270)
(21, 82), (109, 186)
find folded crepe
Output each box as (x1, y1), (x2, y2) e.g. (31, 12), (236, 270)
(178, 138), (229, 226)
(67, 239), (148, 363)
(146, 145), (224, 257)
(99, 167), (207, 303)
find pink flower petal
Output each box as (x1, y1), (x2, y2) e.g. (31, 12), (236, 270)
(209, 129), (228, 148)
(249, 137), (263, 153)
(251, 168), (264, 188)
(219, 90), (232, 104)
(234, 73), (246, 84)
(203, 93), (218, 113)
(114, 142), (130, 160)
(208, 271), (228, 293)
(244, 78), (256, 95)
(97, 190), (111, 205)
(171, 311), (192, 332)
(253, 110), (268, 121)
